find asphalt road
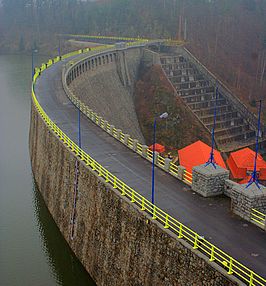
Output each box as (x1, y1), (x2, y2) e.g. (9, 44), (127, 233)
(34, 55), (266, 279)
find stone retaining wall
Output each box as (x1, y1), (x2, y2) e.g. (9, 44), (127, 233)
(192, 165), (229, 197)
(29, 102), (240, 286)
(68, 47), (145, 143)
(229, 183), (266, 221)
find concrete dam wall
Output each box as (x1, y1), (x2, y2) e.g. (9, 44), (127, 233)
(30, 101), (237, 286)
(29, 46), (240, 285)
(68, 47), (145, 143)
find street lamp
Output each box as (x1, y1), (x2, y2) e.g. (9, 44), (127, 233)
(206, 84), (218, 168)
(152, 112), (169, 205)
(31, 48), (38, 79)
(246, 99), (263, 189)
(58, 35), (61, 57)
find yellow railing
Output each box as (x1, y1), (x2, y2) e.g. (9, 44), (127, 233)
(169, 162), (179, 176)
(32, 48), (266, 286)
(157, 155), (166, 167)
(63, 49), (189, 184)
(62, 34), (150, 43)
(251, 209), (266, 229)
(164, 39), (185, 46)
(183, 170), (193, 185)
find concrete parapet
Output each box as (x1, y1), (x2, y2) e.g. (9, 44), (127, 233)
(123, 134), (130, 145)
(164, 158), (172, 172)
(132, 139), (138, 151)
(192, 164), (229, 197)
(230, 183), (266, 221)
(97, 116), (103, 126)
(141, 145), (149, 158)
(109, 124), (115, 135)
(116, 129), (122, 140)
(91, 113), (96, 122)
(153, 151), (159, 164)
(177, 166), (186, 180)
(103, 120), (108, 131)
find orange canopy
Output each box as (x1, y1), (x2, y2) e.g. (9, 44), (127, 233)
(148, 143), (165, 153)
(227, 148), (266, 181)
(178, 140), (227, 173)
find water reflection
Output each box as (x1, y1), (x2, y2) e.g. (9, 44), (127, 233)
(33, 183), (96, 286)
(0, 54), (95, 286)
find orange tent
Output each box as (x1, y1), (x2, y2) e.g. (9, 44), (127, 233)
(227, 148), (266, 181)
(148, 143), (165, 153)
(178, 140), (227, 173)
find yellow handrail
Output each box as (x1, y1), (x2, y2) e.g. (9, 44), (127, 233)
(251, 209), (266, 228)
(32, 46), (266, 286)
(62, 34), (150, 43)
(64, 42), (191, 185)
(183, 170), (193, 184)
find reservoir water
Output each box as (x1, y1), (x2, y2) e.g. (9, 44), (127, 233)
(0, 55), (96, 286)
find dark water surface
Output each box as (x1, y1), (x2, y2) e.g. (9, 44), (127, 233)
(0, 55), (96, 286)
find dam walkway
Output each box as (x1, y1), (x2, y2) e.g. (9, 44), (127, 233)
(34, 51), (266, 280)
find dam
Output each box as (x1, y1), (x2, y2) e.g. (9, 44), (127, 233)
(29, 37), (266, 286)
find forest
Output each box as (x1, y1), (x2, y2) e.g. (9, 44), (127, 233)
(0, 0), (265, 119)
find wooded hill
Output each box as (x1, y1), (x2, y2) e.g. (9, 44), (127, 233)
(0, 0), (265, 121)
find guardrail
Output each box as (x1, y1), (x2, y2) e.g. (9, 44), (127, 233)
(63, 46), (192, 186)
(61, 34), (151, 45)
(32, 45), (266, 286)
(251, 209), (266, 230)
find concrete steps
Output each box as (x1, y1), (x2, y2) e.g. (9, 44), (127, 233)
(201, 111), (239, 124)
(218, 130), (256, 145)
(191, 99), (228, 110)
(183, 92), (226, 106)
(161, 54), (257, 151)
(194, 104), (233, 117)
(171, 73), (205, 83)
(205, 117), (244, 130)
(174, 79), (212, 90)
(178, 86), (215, 96)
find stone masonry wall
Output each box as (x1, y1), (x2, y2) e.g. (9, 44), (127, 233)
(69, 48), (145, 143)
(192, 165), (230, 197)
(29, 102), (240, 286)
(230, 183), (266, 221)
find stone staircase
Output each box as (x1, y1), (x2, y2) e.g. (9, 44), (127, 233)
(160, 54), (257, 152)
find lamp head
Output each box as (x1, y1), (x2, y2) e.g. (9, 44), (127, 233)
(159, 112), (168, 119)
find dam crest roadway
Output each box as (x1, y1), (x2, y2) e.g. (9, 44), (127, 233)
(32, 37), (266, 286)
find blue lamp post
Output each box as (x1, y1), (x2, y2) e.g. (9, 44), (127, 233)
(58, 35), (61, 57)
(152, 112), (168, 205)
(31, 48), (38, 79)
(246, 99), (263, 189)
(206, 85), (218, 168)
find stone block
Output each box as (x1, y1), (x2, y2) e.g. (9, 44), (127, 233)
(224, 179), (239, 198)
(230, 183), (266, 221)
(192, 164), (229, 197)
